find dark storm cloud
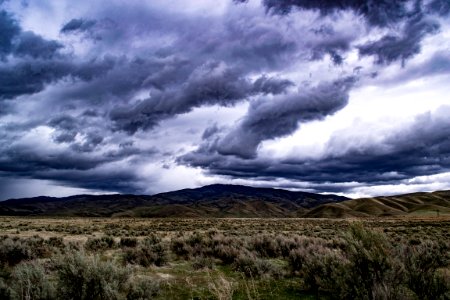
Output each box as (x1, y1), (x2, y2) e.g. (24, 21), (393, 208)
(35, 167), (143, 194)
(358, 15), (440, 65)
(0, 11), (125, 101)
(181, 106), (450, 193)
(0, 55), (120, 100)
(263, 0), (413, 27)
(1, 0), (449, 196)
(110, 62), (253, 133)
(0, 145), (107, 173)
(0, 10), (20, 58)
(263, 0), (449, 65)
(380, 51), (450, 85)
(0, 59), (72, 99)
(1, 9), (63, 60)
(60, 18), (97, 33)
(309, 25), (353, 65)
(215, 77), (356, 159)
(427, 0), (450, 16)
(252, 75), (294, 95)
(110, 63), (294, 134)
(0, 12), (114, 100)
(201, 124), (221, 141)
(15, 31), (63, 59)
(0, 130), (150, 193)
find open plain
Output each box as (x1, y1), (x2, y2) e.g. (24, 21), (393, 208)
(0, 216), (449, 299)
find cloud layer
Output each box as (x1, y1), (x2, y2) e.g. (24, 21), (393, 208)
(0, 0), (449, 199)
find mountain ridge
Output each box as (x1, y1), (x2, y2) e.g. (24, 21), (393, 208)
(1, 184), (449, 218)
(0, 184), (347, 217)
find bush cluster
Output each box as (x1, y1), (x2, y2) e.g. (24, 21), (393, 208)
(85, 236), (116, 251)
(123, 235), (167, 267)
(0, 223), (448, 299)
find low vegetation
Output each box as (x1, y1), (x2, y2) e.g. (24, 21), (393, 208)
(0, 217), (448, 299)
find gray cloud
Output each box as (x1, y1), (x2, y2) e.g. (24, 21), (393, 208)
(60, 18), (97, 33)
(427, 0), (450, 16)
(215, 77), (356, 158)
(181, 106), (450, 193)
(263, 0), (416, 27)
(110, 63), (294, 134)
(358, 15), (440, 65)
(15, 31), (63, 59)
(309, 25), (353, 64)
(263, 0), (449, 66)
(0, 59), (72, 99)
(252, 75), (294, 95)
(1, 9), (63, 60)
(1, 0), (449, 197)
(0, 9), (20, 57)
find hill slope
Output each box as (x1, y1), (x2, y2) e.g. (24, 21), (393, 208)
(0, 184), (347, 217)
(304, 190), (450, 218)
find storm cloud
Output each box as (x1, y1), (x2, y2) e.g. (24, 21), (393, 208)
(0, 0), (449, 199)
(60, 18), (97, 34)
(216, 77), (356, 159)
(181, 106), (450, 193)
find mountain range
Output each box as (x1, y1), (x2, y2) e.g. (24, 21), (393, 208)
(0, 184), (449, 218)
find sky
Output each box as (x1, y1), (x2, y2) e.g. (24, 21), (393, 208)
(0, 0), (450, 200)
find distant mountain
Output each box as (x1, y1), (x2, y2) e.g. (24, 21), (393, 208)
(304, 190), (450, 218)
(0, 184), (348, 217)
(3, 185), (448, 218)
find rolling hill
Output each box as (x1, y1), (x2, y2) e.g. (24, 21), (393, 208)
(1, 185), (449, 218)
(0, 184), (347, 217)
(304, 190), (450, 218)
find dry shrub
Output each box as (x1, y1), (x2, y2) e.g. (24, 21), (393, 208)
(213, 244), (242, 265)
(126, 276), (160, 300)
(402, 240), (450, 300)
(249, 235), (280, 258)
(0, 236), (55, 267)
(124, 239), (167, 267)
(0, 277), (12, 300)
(54, 251), (130, 300)
(170, 237), (192, 259)
(192, 256), (214, 270)
(0, 238), (32, 267)
(208, 274), (235, 300)
(11, 261), (55, 300)
(120, 237), (138, 248)
(298, 246), (347, 297)
(85, 236), (116, 251)
(337, 223), (405, 300)
(233, 251), (280, 278)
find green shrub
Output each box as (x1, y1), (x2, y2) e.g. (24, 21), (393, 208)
(299, 246), (347, 298)
(126, 277), (160, 300)
(337, 223), (403, 300)
(0, 238), (32, 267)
(170, 238), (192, 259)
(24, 236), (52, 259)
(46, 237), (65, 250)
(403, 240), (450, 300)
(192, 256), (214, 270)
(123, 242), (167, 267)
(11, 261), (55, 300)
(233, 252), (280, 278)
(124, 247), (156, 267)
(288, 248), (305, 275)
(0, 277), (12, 300)
(249, 235), (280, 258)
(85, 236), (116, 251)
(213, 244), (241, 265)
(120, 237), (138, 248)
(142, 235), (161, 247)
(54, 251), (130, 300)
